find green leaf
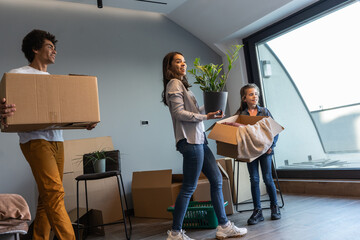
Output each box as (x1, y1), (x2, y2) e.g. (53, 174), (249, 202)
(188, 44), (244, 92)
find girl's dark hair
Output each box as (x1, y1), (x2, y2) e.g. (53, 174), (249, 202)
(21, 29), (57, 63)
(235, 83), (260, 114)
(161, 52), (191, 106)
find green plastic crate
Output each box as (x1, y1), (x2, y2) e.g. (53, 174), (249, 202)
(167, 201), (228, 229)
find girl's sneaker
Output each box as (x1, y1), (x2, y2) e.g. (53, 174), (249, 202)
(215, 221), (247, 239)
(166, 230), (195, 240)
(247, 208), (264, 225)
(270, 205), (281, 220)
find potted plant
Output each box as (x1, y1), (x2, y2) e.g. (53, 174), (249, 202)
(83, 150), (115, 173)
(188, 44), (243, 113)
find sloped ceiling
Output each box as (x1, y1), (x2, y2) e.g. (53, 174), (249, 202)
(57, 0), (187, 14)
(167, 0), (319, 48)
(56, 0), (319, 52)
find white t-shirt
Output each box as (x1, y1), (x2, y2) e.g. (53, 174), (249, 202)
(8, 66), (63, 144)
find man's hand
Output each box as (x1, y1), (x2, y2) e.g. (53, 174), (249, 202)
(86, 123), (97, 130)
(0, 98), (16, 127)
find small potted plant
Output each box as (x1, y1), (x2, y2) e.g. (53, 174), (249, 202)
(83, 150), (115, 173)
(188, 44), (243, 113)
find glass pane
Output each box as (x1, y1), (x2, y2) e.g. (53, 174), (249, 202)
(256, 1), (360, 169)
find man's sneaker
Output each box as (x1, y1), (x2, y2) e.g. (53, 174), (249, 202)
(247, 208), (264, 225)
(270, 205), (281, 220)
(215, 221), (247, 239)
(166, 230), (195, 240)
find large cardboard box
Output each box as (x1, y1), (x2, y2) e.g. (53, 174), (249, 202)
(0, 73), (100, 132)
(208, 115), (284, 162)
(132, 170), (182, 219)
(62, 136), (123, 224)
(192, 162), (234, 215)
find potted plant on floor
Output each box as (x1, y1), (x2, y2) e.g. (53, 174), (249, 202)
(188, 44), (243, 113)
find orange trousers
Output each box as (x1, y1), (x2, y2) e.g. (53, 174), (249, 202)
(20, 139), (75, 240)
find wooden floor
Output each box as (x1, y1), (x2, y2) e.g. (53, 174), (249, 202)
(86, 194), (360, 240)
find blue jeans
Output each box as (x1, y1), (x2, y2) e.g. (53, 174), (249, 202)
(172, 139), (228, 230)
(247, 153), (278, 210)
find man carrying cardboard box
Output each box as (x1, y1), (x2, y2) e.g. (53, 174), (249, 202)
(0, 29), (96, 240)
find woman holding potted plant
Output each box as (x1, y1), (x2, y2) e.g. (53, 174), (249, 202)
(161, 52), (247, 240)
(188, 44), (243, 114)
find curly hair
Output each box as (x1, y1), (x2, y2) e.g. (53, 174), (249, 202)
(21, 29), (57, 63)
(161, 52), (191, 106)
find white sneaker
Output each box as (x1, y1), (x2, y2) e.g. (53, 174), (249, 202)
(166, 230), (195, 240)
(215, 222), (247, 239)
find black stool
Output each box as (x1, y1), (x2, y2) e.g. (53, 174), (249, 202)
(75, 150), (132, 239)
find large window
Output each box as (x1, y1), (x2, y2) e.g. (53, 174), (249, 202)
(243, 0), (360, 179)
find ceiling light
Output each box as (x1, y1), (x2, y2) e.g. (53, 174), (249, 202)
(97, 0), (103, 8)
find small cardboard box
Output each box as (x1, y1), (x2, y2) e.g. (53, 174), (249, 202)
(208, 115), (284, 162)
(0, 73), (100, 132)
(132, 169), (182, 219)
(192, 162), (234, 215)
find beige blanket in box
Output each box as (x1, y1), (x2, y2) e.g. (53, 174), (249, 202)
(235, 117), (274, 159)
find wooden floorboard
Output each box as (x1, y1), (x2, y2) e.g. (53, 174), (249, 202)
(86, 194), (360, 240)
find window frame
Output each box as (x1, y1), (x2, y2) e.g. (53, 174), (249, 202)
(243, 0), (359, 179)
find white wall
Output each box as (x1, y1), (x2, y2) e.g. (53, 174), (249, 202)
(219, 40), (248, 116)
(0, 0), (221, 216)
